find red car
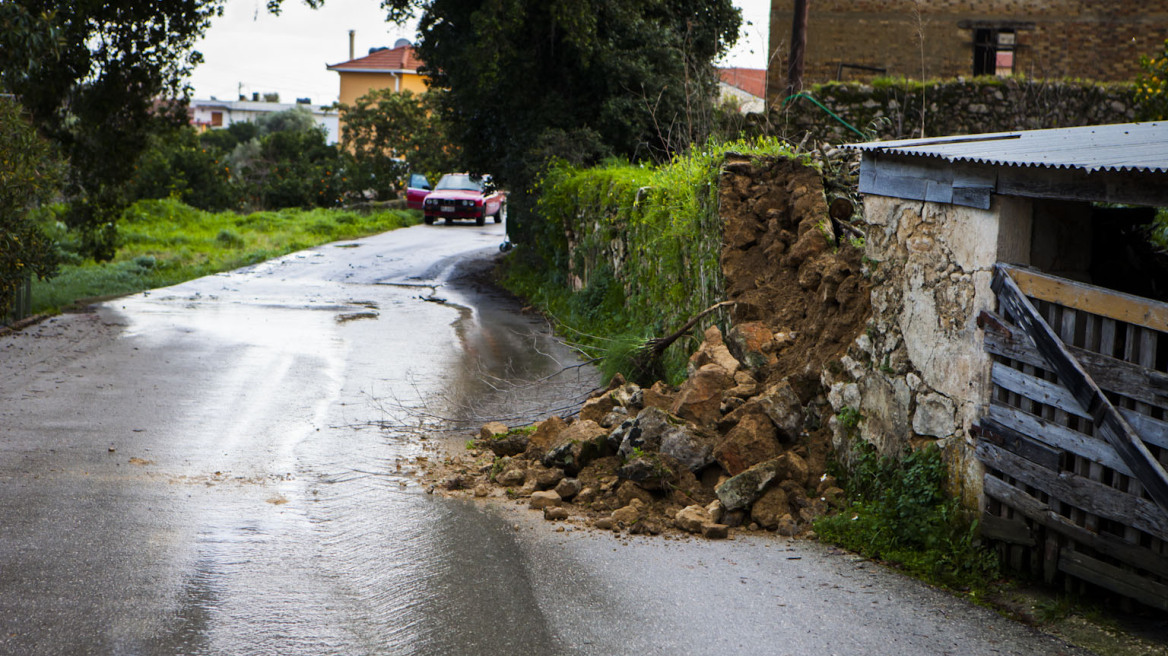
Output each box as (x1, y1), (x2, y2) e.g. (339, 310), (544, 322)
(422, 173), (506, 226)
(405, 173), (431, 210)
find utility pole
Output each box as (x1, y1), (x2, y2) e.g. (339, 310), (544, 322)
(786, 0), (810, 98)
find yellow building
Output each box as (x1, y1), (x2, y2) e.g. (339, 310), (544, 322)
(327, 40), (428, 142)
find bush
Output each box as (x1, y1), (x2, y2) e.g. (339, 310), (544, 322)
(0, 97), (63, 320)
(129, 127), (237, 211)
(1136, 39), (1168, 121)
(815, 442), (999, 591)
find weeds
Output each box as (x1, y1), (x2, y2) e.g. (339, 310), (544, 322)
(814, 442), (999, 592)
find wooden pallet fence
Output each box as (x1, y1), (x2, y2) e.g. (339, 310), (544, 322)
(977, 264), (1168, 611)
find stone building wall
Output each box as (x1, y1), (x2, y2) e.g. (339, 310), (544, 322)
(823, 193), (1032, 507)
(767, 0), (1168, 106)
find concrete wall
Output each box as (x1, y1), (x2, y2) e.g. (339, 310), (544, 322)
(767, 0), (1168, 106)
(824, 193), (1032, 507)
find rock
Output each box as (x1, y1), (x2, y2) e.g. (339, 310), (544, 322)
(554, 477), (582, 500)
(611, 498), (646, 526)
(594, 517), (615, 530)
(544, 506), (570, 521)
(487, 432), (529, 457)
(722, 509), (746, 527)
(775, 514), (800, 536)
(706, 499), (725, 524)
(495, 464), (527, 487)
(542, 419), (610, 475)
(714, 452), (809, 511)
(616, 406), (714, 473)
(675, 505), (711, 533)
(524, 416), (567, 459)
(642, 381), (676, 411)
(529, 490), (562, 510)
(715, 459), (781, 511)
(529, 463), (565, 490)
(726, 321), (777, 370)
(713, 412), (781, 476)
(610, 382), (642, 409)
(579, 394), (617, 424)
(617, 456), (673, 490)
(671, 363), (734, 426)
(473, 484), (490, 497)
(687, 326), (741, 378)
(615, 480), (654, 506)
(576, 486), (598, 504)
(442, 475), (468, 491)
(701, 523), (729, 539)
(912, 392), (957, 438)
(756, 380), (804, 441)
(750, 485), (790, 530)
(480, 421), (509, 440)
(599, 410), (628, 428)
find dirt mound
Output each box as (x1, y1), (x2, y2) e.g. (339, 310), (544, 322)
(720, 155), (870, 387)
(422, 156), (871, 541)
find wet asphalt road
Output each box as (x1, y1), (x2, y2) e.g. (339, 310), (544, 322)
(0, 221), (1088, 655)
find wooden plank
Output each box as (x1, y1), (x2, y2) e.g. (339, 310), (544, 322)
(993, 265), (1168, 513)
(982, 313), (1168, 410)
(1059, 548), (1168, 612)
(977, 418), (1061, 470)
(983, 475), (1168, 579)
(977, 440), (1168, 541)
(980, 511), (1036, 546)
(1001, 264), (1168, 334)
(986, 404), (1132, 476)
(992, 362), (1090, 420)
(990, 363), (1168, 450)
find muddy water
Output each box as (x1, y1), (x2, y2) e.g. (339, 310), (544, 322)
(0, 222), (587, 654)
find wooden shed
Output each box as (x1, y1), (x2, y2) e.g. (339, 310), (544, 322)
(847, 123), (1168, 610)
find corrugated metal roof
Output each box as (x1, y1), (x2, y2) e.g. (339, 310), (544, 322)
(847, 122), (1168, 174)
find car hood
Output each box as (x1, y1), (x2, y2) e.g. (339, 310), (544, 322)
(426, 189), (483, 201)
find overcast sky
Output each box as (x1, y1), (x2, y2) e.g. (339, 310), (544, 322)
(188, 0), (773, 104)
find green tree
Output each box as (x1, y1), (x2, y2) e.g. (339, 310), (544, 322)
(1136, 39), (1168, 121)
(338, 88), (461, 199)
(226, 107), (342, 210)
(0, 0), (221, 259)
(128, 127), (238, 212)
(0, 98), (64, 320)
(411, 0), (740, 243)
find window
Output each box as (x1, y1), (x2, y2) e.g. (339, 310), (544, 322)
(973, 28), (1016, 77)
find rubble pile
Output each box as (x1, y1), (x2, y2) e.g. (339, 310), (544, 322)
(430, 155), (872, 540)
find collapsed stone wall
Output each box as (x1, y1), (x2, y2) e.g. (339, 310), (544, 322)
(773, 79), (1135, 145)
(434, 155), (877, 537)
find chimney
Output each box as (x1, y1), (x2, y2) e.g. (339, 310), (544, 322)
(348, 30), (355, 61)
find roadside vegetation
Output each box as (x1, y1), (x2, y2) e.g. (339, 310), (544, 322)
(814, 437), (1000, 593)
(500, 137), (799, 385)
(28, 199), (418, 314)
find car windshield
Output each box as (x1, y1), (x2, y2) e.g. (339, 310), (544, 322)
(434, 174), (484, 192)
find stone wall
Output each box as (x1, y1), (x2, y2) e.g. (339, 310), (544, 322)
(767, 0), (1168, 105)
(821, 194), (1032, 507)
(772, 78), (1136, 144)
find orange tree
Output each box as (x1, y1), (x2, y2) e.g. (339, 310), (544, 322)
(0, 97), (63, 320)
(1136, 39), (1168, 120)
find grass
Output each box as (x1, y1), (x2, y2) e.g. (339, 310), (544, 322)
(814, 441), (1000, 593)
(30, 198), (420, 313)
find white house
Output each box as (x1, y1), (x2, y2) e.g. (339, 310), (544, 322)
(190, 97), (340, 144)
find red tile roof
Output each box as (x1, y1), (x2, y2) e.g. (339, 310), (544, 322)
(718, 67), (766, 99)
(327, 44), (423, 73)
